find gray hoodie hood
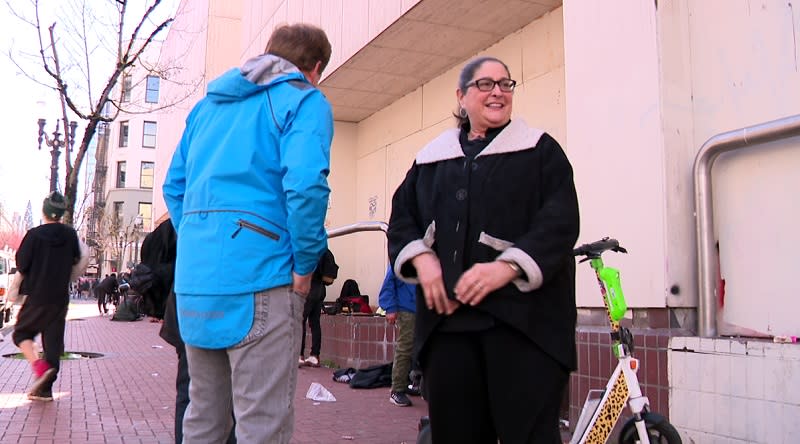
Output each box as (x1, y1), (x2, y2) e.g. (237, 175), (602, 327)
(206, 54), (306, 103)
(241, 54), (303, 85)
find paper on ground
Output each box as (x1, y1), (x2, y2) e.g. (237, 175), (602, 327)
(305, 382), (336, 402)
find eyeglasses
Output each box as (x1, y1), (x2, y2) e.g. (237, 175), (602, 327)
(466, 77), (517, 92)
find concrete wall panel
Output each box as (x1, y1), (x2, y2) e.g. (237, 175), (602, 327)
(521, 7), (564, 82)
(357, 89), (423, 158)
(686, 0), (800, 334)
(564, 1), (667, 307)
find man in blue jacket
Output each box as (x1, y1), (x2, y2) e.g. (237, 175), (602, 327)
(162, 23), (333, 444)
(378, 265), (418, 407)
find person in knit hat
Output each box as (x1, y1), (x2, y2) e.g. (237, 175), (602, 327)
(12, 191), (87, 401)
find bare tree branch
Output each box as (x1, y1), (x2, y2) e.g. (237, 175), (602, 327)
(5, 0), (203, 276)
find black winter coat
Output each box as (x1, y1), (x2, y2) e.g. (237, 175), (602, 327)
(137, 219), (180, 348)
(16, 223), (81, 307)
(388, 119), (580, 371)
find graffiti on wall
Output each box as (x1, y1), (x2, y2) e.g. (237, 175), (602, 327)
(368, 195), (378, 219)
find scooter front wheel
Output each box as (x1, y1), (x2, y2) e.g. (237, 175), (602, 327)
(619, 412), (681, 444)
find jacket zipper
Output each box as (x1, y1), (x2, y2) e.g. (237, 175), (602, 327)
(231, 219), (280, 240)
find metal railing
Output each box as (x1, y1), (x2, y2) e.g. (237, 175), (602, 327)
(693, 114), (800, 337)
(327, 221), (388, 239)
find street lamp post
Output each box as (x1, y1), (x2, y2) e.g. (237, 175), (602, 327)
(37, 117), (78, 192)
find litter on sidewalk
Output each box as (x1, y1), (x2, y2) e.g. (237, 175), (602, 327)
(305, 382), (336, 402)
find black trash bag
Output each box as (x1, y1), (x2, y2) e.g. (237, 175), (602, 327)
(128, 263), (155, 294)
(111, 298), (142, 322)
(348, 362), (393, 389)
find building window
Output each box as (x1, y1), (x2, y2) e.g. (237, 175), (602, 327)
(121, 74), (132, 102)
(142, 121), (157, 148)
(145, 75), (160, 103)
(138, 202), (152, 230)
(119, 121), (129, 147)
(113, 201), (124, 224)
(140, 161), (154, 189)
(116, 161), (126, 188)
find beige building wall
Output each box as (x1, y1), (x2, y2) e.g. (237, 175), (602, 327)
(565, 0), (800, 335)
(325, 122), (360, 299)
(673, 0), (800, 337)
(564, 1), (668, 309)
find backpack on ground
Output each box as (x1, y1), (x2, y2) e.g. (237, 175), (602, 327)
(111, 298), (141, 322)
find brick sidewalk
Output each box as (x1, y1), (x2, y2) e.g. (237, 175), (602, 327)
(0, 300), (427, 443)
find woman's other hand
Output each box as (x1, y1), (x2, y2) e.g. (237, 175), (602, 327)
(411, 253), (459, 315)
(454, 261), (518, 306)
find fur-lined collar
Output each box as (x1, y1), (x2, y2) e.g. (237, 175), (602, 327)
(415, 119), (544, 165)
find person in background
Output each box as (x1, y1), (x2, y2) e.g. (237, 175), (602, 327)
(79, 278), (90, 299)
(387, 56), (580, 443)
(163, 23), (334, 444)
(378, 265), (418, 407)
(117, 272), (131, 303)
(299, 248), (338, 367)
(94, 273), (117, 315)
(12, 191), (88, 401)
(136, 219), (235, 444)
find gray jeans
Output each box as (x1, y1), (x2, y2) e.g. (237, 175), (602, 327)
(182, 286), (304, 444)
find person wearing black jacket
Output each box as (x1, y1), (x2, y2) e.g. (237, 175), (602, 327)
(388, 56), (579, 443)
(13, 191), (87, 401)
(299, 248), (338, 367)
(136, 219), (235, 444)
(94, 273), (118, 315)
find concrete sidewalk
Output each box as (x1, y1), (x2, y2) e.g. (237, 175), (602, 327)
(0, 300), (427, 443)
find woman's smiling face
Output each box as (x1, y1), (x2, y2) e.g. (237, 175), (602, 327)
(457, 60), (514, 135)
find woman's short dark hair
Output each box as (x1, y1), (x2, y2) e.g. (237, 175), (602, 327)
(265, 23), (332, 74)
(454, 56), (511, 128)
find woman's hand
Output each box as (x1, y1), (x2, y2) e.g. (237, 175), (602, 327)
(411, 253), (459, 315)
(454, 261), (518, 306)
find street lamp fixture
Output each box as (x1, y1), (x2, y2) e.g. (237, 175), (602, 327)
(37, 117), (78, 192)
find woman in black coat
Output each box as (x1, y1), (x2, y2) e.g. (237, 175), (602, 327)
(387, 56), (579, 444)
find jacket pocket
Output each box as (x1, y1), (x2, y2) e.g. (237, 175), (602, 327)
(231, 219), (280, 241)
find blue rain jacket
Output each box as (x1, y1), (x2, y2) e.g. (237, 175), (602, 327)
(163, 55), (333, 348)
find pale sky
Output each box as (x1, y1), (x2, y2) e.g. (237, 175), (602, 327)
(0, 0), (178, 221)
(0, 10), (51, 218)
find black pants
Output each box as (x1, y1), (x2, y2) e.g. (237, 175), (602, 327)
(95, 288), (108, 314)
(422, 323), (568, 444)
(175, 344), (191, 444)
(300, 296), (323, 357)
(12, 303), (68, 391)
(175, 343), (236, 444)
